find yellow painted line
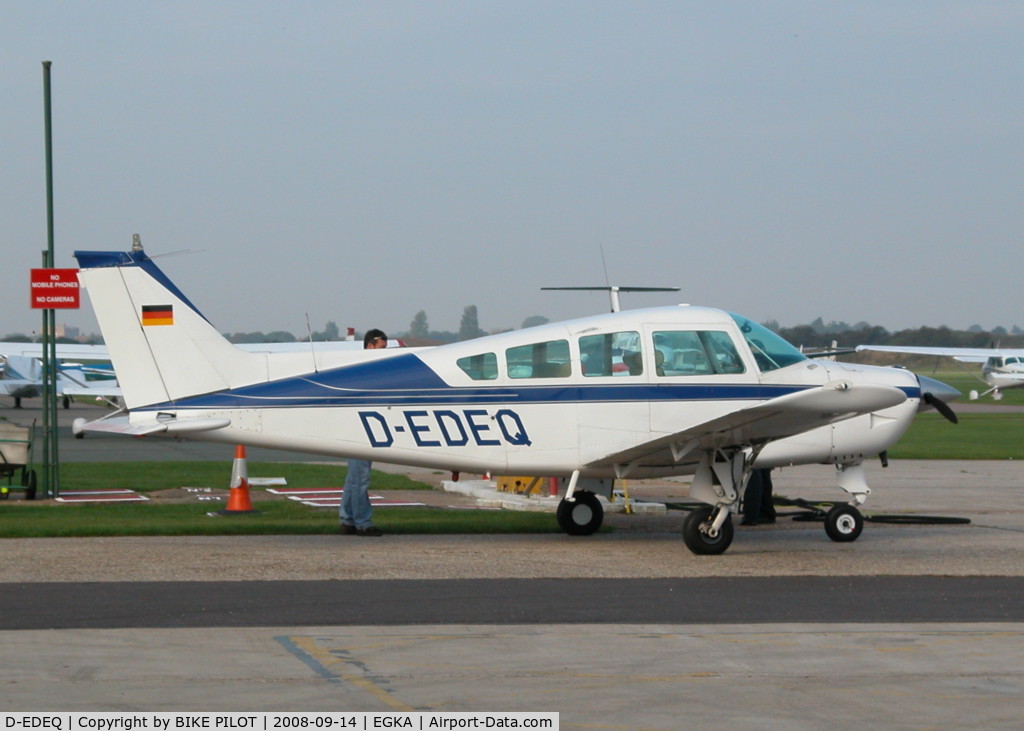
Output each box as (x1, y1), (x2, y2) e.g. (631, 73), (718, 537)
(283, 636), (415, 712)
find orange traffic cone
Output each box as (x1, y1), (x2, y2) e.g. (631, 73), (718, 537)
(217, 445), (259, 515)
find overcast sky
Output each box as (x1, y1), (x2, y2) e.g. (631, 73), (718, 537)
(3, 1), (1021, 340)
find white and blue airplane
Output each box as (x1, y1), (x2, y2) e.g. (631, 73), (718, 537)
(71, 246), (959, 554)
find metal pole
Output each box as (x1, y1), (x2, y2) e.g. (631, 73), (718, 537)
(40, 252), (50, 498)
(41, 60), (59, 498)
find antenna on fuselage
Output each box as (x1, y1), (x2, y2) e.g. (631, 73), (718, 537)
(305, 312), (318, 373)
(541, 286), (681, 313)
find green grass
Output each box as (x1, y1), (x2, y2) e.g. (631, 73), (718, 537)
(888, 412), (1024, 460)
(0, 501), (559, 538)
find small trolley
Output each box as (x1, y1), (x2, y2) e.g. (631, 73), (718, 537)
(0, 423), (37, 500)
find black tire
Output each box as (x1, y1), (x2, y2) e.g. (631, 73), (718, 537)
(682, 507), (734, 555)
(23, 470), (38, 501)
(825, 504), (863, 542)
(556, 491), (603, 535)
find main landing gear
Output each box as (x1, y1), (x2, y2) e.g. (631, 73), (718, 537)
(682, 506), (734, 555)
(556, 490), (603, 535)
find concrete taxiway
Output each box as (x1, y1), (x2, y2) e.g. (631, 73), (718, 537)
(1, 402), (1023, 726)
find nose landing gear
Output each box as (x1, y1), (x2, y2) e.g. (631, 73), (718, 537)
(824, 503), (864, 542)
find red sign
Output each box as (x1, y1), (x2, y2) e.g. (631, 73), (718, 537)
(30, 268), (80, 309)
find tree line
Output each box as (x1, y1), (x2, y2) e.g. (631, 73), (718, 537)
(769, 317), (1024, 351)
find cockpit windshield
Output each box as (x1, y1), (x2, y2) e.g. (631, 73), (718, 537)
(729, 313), (808, 373)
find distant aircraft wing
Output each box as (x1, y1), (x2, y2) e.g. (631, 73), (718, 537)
(0, 342), (111, 360)
(585, 382), (907, 470)
(855, 345), (1024, 364)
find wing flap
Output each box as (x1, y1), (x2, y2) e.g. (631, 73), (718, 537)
(586, 382), (906, 470)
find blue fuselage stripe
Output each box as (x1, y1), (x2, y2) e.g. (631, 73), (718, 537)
(133, 353), (923, 412)
(141, 383), (806, 411)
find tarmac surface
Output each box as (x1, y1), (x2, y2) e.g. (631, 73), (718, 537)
(2, 402), (1024, 726)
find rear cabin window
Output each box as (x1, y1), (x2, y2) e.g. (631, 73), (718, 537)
(506, 339), (571, 379)
(579, 331), (643, 376)
(456, 352), (498, 381)
(653, 330), (745, 376)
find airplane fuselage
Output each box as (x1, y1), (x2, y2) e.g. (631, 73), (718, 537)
(983, 357), (1024, 391)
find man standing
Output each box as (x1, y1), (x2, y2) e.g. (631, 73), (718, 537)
(339, 328), (389, 537)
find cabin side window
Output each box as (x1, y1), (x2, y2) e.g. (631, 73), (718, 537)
(456, 352), (498, 381)
(506, 339), (571, 379)
(579, 331), (643, 376)
(653, 330), (745, 376)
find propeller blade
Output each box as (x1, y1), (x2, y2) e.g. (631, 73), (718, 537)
(916, 374), (960, 424)
(923, 392), (958, 424)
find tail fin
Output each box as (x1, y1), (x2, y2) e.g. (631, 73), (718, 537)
(74, 250), (267, 409)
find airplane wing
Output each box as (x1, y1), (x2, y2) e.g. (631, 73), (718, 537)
(585, 382), (907, 470)
(0, 342), (111, 360)
(855, 344), (1024, 364)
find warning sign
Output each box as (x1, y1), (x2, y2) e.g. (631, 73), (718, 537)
(30, 268), (80, 309)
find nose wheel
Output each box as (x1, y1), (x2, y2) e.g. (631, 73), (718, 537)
(824, 504), (864, 542)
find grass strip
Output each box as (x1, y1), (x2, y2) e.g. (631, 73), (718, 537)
(887, 412), (1024, 460)
(0, 501), (559, 538)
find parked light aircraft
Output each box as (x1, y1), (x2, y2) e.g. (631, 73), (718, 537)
(0, 353), (122, 408)
(70, 247), (959, 554)
(856, 344), (1024, 400)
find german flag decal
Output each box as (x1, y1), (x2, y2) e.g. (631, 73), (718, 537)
(141, 304), (174, 326)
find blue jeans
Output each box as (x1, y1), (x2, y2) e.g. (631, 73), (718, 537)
(340, 459), (374, 529)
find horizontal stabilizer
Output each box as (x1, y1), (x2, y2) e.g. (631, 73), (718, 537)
(73, 415), (231, 437)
